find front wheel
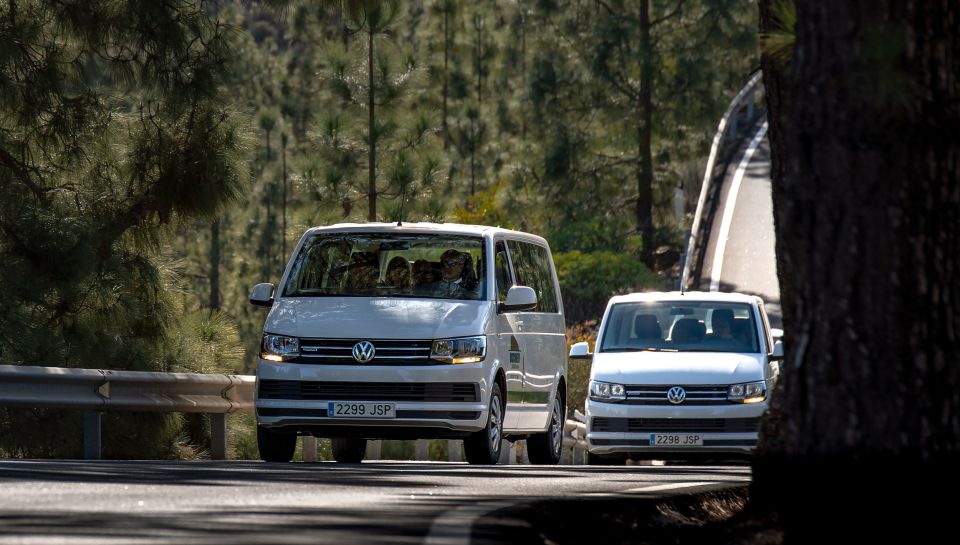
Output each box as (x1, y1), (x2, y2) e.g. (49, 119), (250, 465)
(257, 426), (296, 463)
(527, 394), (565, 465)
(331, 438), (367, 463)
(464, 382), (505, 465)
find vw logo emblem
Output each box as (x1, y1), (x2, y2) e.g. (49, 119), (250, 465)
(667, 386), (686, 404)
(352, 341), (376, 363)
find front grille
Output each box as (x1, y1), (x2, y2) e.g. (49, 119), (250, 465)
(591, 417), (760, 433)
(294, 338), (435, 365)
(258, 380), (480, 402)
(624, 384), (730, 405)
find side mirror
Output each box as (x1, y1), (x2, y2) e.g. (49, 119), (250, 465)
(249, 283), (275, 308)
(771, 328), (784, 342)
(569, 341), (592, 360)
(499, 286), (537, 313)
(771, 339), (784, 360)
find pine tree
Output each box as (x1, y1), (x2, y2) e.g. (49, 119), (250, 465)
(0, 0), (248, 457)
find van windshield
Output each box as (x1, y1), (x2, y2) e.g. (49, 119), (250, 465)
(282, 233), (486, 301)
(599, 301), (760, 353)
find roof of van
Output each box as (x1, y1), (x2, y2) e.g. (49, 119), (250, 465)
(303, 222), (547, 242)
(608, 291), (763, 305)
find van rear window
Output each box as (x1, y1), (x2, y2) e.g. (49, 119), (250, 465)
(282, 234), (486, 301)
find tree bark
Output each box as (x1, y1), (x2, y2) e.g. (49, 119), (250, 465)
(636, 0), (654, 268)
(753, 0), (960, 539)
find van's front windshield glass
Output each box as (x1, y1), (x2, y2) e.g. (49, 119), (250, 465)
(599, 301), (760, 354)
(283, 233), (486, 301)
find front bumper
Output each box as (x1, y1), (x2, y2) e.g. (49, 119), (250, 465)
(585, 397), (768, 455)
(255, 359), (492, 437)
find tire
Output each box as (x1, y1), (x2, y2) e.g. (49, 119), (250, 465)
(586, 451), (627, 466)
(257, 426), (297, 463)
(464, 381), (505, 465)
(331, 438), (367, 463)
(527, 393), (565, 465)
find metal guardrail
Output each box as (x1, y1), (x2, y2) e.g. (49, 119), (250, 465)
(0, 364), (591, 464)
(681, 71), (766, 291)
(0, 365), (254, 460)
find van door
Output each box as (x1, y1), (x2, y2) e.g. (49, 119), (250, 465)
(493, 239), (523, 430)
(507, 240), (565, 431)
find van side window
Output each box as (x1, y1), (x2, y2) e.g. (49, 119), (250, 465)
(495, 241), (512, 302)
(507, 241), (559, 313)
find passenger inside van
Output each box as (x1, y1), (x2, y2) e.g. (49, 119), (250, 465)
(412, 260), (439, 294)
(345, 252), (379, 290)
(385, 256), (412, 291)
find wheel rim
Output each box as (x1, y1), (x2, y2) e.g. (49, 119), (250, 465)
(489, 393), (503, 452)
(550, 402), (562, 456)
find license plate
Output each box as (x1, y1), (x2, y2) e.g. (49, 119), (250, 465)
(328, 402), (396, 418)
(649, 434), (703, 446)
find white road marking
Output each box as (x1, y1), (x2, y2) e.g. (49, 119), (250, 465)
(710, 122), (769, 292)
(622, 481), (717, 494)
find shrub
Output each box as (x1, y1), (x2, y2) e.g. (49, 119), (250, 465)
(554, 251), (662, 323)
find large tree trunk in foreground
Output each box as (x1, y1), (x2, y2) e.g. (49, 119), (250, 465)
(754, 0), (960, 540)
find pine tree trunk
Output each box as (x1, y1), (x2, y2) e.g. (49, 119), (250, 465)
(208, 219), (220, 310)
(442, 7), (449, 149)
(753, 0), (960, 539)
(367, 27), (377, 222)
(636, 0), (654, 268)
(281, 133), (288, 260)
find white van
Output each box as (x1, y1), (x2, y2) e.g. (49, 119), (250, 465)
(249, 223), (567, 464)
(569, 291), (783, 463)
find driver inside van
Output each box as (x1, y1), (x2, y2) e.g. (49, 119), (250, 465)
(434, 249), (478, 298)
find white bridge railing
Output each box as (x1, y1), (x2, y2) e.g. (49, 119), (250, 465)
(680, 71), (766, 290)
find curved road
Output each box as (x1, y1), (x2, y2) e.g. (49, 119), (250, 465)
(0, 460), (748, 544)
(698, 120), (781, 328)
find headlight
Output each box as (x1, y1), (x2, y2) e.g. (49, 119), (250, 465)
(261, 334), (300, 362)
(589, 380), (626, 402)
(728, 381), (766, 403)
(430, 336), (486, 364)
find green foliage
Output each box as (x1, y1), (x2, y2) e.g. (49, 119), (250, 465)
(762, 0), (796, 65)
(0, 1), (248, 458)
(554, 251), (662, 323)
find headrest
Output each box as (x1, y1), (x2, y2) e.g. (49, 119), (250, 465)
(672, 318), (706, 342)
(712, 309), (734, 326)
(633, 314), (662, 340)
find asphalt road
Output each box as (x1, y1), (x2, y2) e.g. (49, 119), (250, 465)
(700, 121), (782, 328)
(0, 460), (749, 545)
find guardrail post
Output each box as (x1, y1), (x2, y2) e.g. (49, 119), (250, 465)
(447, 440), (462, 462)
(365, 439), (381, 460)
(414, 439), (429, 461)
(302, 436), (317, 462)
(83, 411), (101, 460)
(210, 413), (226, 460)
